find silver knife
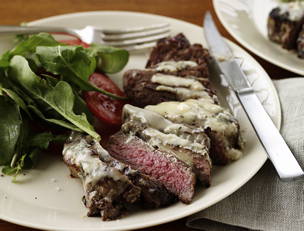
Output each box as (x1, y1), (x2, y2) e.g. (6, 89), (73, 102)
(203, 12), (304, 181)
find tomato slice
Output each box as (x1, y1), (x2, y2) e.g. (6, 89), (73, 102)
(83, 72), (126, 126)
(59, 38), (90, 48)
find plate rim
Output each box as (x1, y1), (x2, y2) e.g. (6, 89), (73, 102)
(213, 0), (304, 76)
(0, 10), (279, 231)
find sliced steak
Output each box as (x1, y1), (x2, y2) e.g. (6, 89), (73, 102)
(123, 169), (176, 208)
(63, 133), (141, 220)
(123, 69), (178, 107)
(107, 131), (196, 204)
(123, 34), (214, 107)
(146, 98), (244, 165)
(123, 69), (215, 107)
(146, 33), (210, 78)
(121, 104), (212, 186)
(297, 25), (304, 58)
(94, 136), (176, 208)
(268, 5), (304, 50)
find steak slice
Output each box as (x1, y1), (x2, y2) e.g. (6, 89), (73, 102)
(268, 5), (304, 50)
(123, 69), (178, 107)
(146, 33), (210, 78)
(123, 34), (214, 107)
(63, 133), (141, 221)
(93, 136), (176, 208)
(123, 169), (176, 208)
(123, 69), (215, 107)
(121, 104), (212, 186)
(107, 131), (196, 204)
(297, 25), (304, 58)
(146, 98), (243, 165)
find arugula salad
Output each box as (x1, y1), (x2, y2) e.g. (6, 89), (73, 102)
(0, 33), (129, 179)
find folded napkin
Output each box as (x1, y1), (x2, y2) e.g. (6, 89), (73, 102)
(186, 78), (304, 231)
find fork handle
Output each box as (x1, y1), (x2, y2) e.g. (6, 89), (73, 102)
(0, 25), (74, 35)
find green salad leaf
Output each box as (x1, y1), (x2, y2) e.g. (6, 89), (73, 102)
(35, 45), (126, 100)
(0, 33), (59, 68)
(0, 96), (22, 165)
(0, 32), (130, 177)
(0, 86), (31, 117)
(9, 55), (100, 140)
(2, 132), (67, 180)
(88, 44), (129, 74)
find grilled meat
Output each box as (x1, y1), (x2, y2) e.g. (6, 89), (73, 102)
(268, 4), (304, 50)
(146, 98), (243, 165)
(63, 133), (141, 220)
(146, 33), (210, 76)
(107, 105), (212, 203)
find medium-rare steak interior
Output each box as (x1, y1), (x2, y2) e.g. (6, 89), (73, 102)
(122, 104), (211, 185)
(107, 105), (213, 203)
(63, 132), (176, 220)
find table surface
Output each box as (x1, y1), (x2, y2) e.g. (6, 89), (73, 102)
(0, 0), (297, 231)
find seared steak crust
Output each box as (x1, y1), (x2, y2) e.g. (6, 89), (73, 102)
(63, 133), (141, 221)
(268, 7), (304, 50)
(146, 33), (210, 77)
(123, 69), (178, 107)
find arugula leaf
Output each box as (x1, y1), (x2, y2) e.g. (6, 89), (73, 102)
(2, 152), (27, 180)
(88, 44), (129, 74)
(0, 86), (31, 117)
(27, 132), (66, 150)
(9, 55), (100, 140)
(35, 45), (126, 100)
(3, 150), (38, 182)
(0, 33), (59, 68)
(73, 92), (93, 122)
(2, 131), (68, 179)
(36, 45), (95, 80)
(0, 96), (22, 165)
(28, 104), (82, 132)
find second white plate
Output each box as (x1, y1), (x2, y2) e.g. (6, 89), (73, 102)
(213, 0), (304, 76)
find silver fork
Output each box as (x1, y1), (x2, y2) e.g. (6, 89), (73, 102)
(0, 23), (170, 51)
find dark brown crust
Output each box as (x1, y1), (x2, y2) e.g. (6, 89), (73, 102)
(84, 178), (140, 220)
(123, 33), (215, 107)
(63, 153), (141, 221)
(297, 25), (304, 58)
(125, 171), (177, 208)
(99, 148), (177, 208)
(123, 69), (215, 107)
(123, 69), (178, 107)
(268, 7), (304, 50)
(205, 130), (230, 165)
(146, 33), (210, 77)
(168, 144), (211, 187)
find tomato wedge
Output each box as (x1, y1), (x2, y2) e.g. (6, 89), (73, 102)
(59, 38), (90, 48)
(83, 72), (126, 126)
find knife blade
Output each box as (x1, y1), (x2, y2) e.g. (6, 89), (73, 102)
(203, 12), (304, 181)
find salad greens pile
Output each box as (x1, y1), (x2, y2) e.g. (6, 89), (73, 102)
(0, 33), (129, 179)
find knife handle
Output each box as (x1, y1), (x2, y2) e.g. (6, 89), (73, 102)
(237, 90), (304, 181)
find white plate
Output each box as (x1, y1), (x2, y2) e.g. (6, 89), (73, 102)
(213, 0), (304, 76)
(0, 11), (281, 231)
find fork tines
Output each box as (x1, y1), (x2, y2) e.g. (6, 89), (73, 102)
(99, 23), (170, 50)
